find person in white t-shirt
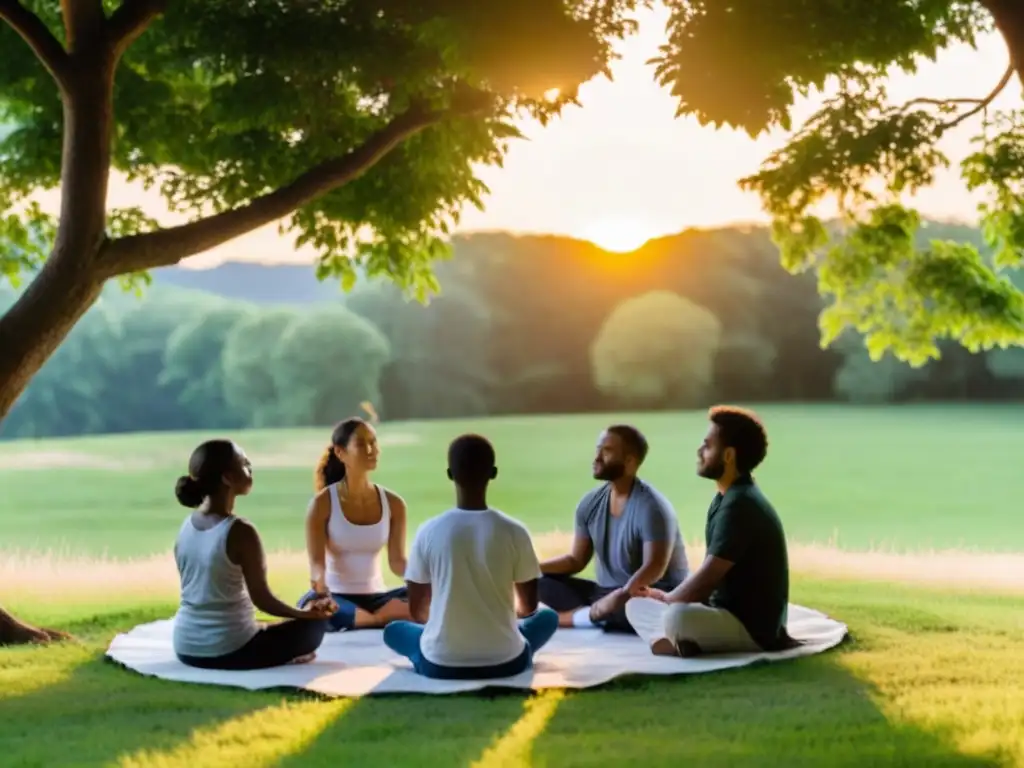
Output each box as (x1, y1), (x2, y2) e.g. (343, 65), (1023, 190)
(382, 433), (558, 679)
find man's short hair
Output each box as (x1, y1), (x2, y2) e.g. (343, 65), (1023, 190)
(447, 433), (496, 485)
(606, 424), (649, 466)
(708, 405), (768, 473)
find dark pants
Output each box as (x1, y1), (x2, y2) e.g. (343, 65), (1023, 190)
(538, 574), (635, 633)
(297, 586), (408, 632)
(383, 607), (559, 680)
(177, 619), (327, 671)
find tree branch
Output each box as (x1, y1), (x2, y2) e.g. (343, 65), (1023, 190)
(902, 63), (1015, 130)
(108, 0), (167, 56)
(100, 106), (453, 276)
(0, 0), (71, 88)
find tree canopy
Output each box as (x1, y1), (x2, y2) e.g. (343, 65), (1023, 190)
(590, 290), (722, 407)
(651, 0), (1024, 365)
(0, 0), (647, 419)
(2, 0), (1024, 428)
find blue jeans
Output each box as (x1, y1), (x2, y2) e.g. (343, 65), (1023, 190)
(297, 586), (408, 632)
(383, 607), (559, 680)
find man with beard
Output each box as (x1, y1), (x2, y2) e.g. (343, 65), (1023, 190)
(538, 425), (688, 633)
(626, 405), (794, 656)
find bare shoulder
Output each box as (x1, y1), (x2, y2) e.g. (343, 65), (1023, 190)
(307, 487), (333, 516)
(226, 516), (262, 555)
(381, 486), (407, 515)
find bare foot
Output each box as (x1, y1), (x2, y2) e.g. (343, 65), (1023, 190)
(650, 637), (679, 656)
(289, 652), (317, 665)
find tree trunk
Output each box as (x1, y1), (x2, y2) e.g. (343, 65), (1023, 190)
(0, 49), (115, 422)
(985, 0), (1024, 84)
(0, 250), (104, 419)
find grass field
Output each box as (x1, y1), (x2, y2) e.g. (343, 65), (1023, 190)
(2, 404), (1023, 558)
(2, 405), (1023, 766)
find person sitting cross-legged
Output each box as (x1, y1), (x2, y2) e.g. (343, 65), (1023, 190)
(538, 424), (689, 633)
(626, 406), (798, 657)
(383, 434), (558, 680)
(297, 417), (412, 632)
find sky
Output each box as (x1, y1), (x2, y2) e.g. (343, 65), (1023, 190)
(37, 5), (1023, 267)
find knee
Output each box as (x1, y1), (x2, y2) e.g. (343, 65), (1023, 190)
(535, 606), (559, 634)
(382, 620), (408, 651)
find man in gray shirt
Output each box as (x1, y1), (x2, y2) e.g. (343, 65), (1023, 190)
(538, 424), (689, 633)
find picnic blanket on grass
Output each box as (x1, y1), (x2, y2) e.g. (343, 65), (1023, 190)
(105, 603), (847, 697)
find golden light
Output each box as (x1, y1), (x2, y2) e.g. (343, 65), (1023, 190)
(542, 87), (561, 102)
(577, 216), (655, 253)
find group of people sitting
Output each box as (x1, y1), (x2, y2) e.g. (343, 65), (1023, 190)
(171, 405), (793, 680)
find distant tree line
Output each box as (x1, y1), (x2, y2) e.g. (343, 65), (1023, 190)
(2, 222), (1021, 440)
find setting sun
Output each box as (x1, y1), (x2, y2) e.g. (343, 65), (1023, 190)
(577, 216), (658, 253)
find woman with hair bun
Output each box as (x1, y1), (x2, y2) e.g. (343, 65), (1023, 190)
(299, 417), (412, 631)
(172, 439), (336, 670)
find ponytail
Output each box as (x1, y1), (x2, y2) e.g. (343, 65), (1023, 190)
(314, 447), (347, 492)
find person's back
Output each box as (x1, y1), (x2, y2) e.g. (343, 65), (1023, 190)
(170, 439), (334, 671)
(173, 514), (259, 658)
(415, 508), (535, 667)
(383, 433), (558, 680)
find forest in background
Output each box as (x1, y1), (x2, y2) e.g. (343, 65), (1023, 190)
(2, 219), (1021, 440)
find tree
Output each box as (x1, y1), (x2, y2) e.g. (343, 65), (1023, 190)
(161, 301), (255, 429)
(345, 278), (495, 420)
(833, 330), (930, 403)
(220, 308), (299, 428)
(654, 0), (1024, 365)
(269, 306), (391, 426)
(590, 290), (722, 408)
(0, 0), (645, 425)
(0, 299), (120, 438)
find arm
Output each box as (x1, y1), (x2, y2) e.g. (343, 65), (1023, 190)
(663, 501), (754, 604)
(623, 495), (677, 596)
(404, 527), (430, 623)
(539, 495), (594, 575)
(229, 519), (328, 620)
(304, 493), (330, 594)
(514, 579), (540, 618)
(539, 533), (593, 575)
(623, 540), (672, 596)
(385, 490), (408, 578)
(406, 581), (431, 624)
(664, 555), (735, 604)
(513, 525), (543, 618)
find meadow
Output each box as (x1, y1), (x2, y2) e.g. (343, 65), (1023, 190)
(2, 404), (1023, 559)
(2, 404), (1023, 766)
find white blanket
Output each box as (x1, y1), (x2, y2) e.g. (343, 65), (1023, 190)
(105, 603), (847, 697)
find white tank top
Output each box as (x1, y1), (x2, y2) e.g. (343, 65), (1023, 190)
(172, 515), (260, 658)
(324, 483), (390, 594)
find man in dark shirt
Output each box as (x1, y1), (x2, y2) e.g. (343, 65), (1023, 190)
(625, 405), (792, 656)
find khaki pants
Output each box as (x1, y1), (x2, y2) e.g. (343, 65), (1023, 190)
(625, 597), (761, 653)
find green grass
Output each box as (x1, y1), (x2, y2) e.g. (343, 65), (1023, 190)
(1, 404), (1022, 558)
(3, 577), (1023, 767)
(2, 405), (1023, 765)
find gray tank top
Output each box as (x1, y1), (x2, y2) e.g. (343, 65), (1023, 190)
(172, 515), (260, 658)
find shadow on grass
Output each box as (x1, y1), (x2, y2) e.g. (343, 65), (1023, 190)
(274, 689), (530, 767)
(0, 604), (1007, 768)
(0, 609), (529, 767)
(528, 651), (1000, 767)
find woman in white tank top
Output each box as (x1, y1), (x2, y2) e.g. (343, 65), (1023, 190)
(299, 417), (412, 631)
(172, 439), (336, 670)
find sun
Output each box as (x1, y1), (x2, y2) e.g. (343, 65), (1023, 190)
(577, 217), (656, 254)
